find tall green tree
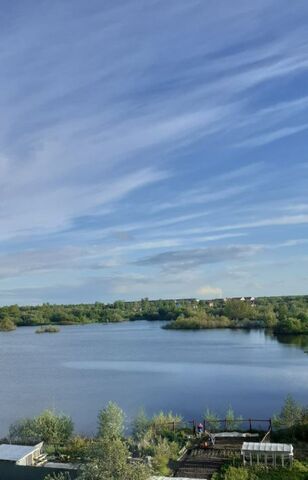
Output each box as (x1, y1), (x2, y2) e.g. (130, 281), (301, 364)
(204, 408), (220, 432)
(97, 402), (124, 439)
(225, 406), (243, 431)
(273, 395), (304, 428)
(132, 409), (150, 442)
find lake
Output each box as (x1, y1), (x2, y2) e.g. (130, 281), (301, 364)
(0, 321), (307, 436)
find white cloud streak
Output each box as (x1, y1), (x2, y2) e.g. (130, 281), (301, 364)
(0, 1), (307, 302)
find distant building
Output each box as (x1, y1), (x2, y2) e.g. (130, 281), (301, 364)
(224, 296), (256, 305)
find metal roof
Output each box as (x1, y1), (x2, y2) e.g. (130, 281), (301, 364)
(241, 442), (293, 454)
(45, 462), (79, 470)
(152, 478), (204, 480)
(0, 444), (40, 462)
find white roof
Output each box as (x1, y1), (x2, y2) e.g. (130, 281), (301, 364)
(0, 444), (41, 462)
(152, 478), (203, 480)
(213, 432), (259, 438)
(241, 442), (293, 454)
(45, 462), (78, 470)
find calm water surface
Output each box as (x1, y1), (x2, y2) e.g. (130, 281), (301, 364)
(0, 321), (307, 435)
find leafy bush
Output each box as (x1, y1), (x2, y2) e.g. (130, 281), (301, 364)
(0, 317), (16, 331)
(151, 438), (179, 475)
(62, 436), (91, 461)
(9, 410), (74, 445)
(44, 473), (72, 480)
(213, 460), (308, 479)
(151, 411), (182, 432)
(165, 314), (231, 330)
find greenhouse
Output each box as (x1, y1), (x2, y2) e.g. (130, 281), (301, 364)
(241, 442), (293, 467)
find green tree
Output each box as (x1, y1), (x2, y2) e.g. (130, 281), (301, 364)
(150, 437), (180, 476)
(204, 408), (220, 432)
(97, 402), (124, 439)
(132, 409), (150, 442)
(80, 437), (149, 480)
(263, 307), (278, 328)
(225, 406), (243, 431)
(273, 395), (304, 428)
(150, 411), (182, 433)
(224, 300), (254, 321)
(0, 317), (16, 331)
(64, 436), (91, 461)
(9, 410), (74, 445)
(9, 418), (40, 444)
(35, 410), (74, 445)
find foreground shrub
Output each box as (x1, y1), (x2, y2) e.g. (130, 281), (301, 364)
(81, 436), (150, 480)
(213, 460), (308, 480)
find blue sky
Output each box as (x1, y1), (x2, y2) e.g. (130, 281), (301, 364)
(1, 0), (308, 304)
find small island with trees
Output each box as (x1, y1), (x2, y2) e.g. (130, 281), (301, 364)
(35, 325), (60, 334)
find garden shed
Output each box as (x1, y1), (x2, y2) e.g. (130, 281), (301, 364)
(241, 442), (293, 467)
(0, 443), (43, 466)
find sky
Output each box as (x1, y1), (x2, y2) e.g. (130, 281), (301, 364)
(0, 0), (308, 304)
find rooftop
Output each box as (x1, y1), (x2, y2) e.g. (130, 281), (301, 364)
(152, 477), (201, 480)
(45, 462), (78, 470)
(241, 442), (293, 453)
(0, 444), (41, 462)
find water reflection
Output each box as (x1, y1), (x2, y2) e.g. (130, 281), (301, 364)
(0, 323), (307, 436)
(274, 334), (308, 353)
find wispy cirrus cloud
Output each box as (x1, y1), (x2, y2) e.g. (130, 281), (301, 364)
(204, 214), (308, 233)
(0, 166), (168, 241)
(0, 0), (308, 302)
(135, 245), (262, 270)
(235, 123), (308, 148)
(163, 214), (308, 238)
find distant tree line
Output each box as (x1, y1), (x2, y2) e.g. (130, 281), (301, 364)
(165, 296), (308, 334)
(0, 299), (182, 329)
(0, 296), (307, 335)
